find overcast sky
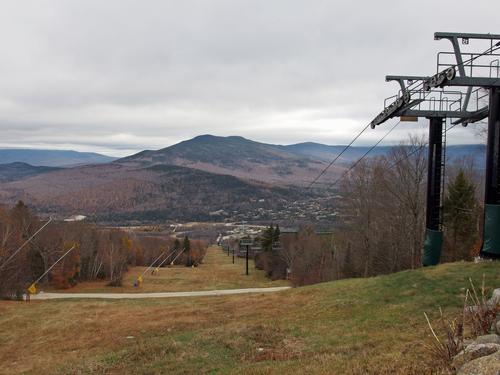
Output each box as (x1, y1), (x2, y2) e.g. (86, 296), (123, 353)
(0, 1), (498, 156)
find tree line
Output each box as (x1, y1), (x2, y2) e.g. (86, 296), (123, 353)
(0, 201), (207, 298)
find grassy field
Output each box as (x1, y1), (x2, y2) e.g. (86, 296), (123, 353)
(51, 246), (289, 293)
(0, 260), (498, 374)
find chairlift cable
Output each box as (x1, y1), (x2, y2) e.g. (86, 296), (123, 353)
(0, 217), (53, 271)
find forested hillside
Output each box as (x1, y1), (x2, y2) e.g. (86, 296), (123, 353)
(0, 162), (62, 182)
(0, 163), (304, 223)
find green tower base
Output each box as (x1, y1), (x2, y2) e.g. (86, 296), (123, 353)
(481, 204), (500, 258)
(422, 228), (443, 266)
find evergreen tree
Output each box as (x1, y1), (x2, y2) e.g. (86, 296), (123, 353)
(261, 224), (274, 252)
(273, 225), (281, 243)
(443, 170), (478, 260)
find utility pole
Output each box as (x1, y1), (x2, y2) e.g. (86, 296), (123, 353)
(239, 238), (252, 275)
(232, 247), (235, 264)
(245, 244), (249, 275)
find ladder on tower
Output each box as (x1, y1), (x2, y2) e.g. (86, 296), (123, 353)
(438, 118), (448, 231)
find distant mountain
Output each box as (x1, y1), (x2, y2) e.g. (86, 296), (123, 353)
(0, 162), (62, 182)
(0, 149), (116, 167)
(283, 142), (394, 163)
(445, 144), (486, 166)
(283, 142), (486, 165)
(117, 135), (335, 185)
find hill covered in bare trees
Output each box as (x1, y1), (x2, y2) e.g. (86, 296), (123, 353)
(0, 162), (306, 223)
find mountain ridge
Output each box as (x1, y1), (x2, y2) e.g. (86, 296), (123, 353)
(117, 134), (329, 185)
(119, 135), (486, 165)
(117, 135), (486, 181)
(0, 148), (116, 167)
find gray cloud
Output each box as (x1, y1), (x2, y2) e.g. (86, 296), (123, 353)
(0, 0), (495, 156)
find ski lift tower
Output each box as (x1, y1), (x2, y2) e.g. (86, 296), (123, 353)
(424, 32), (500, 259)
(370, 71), (489, 266)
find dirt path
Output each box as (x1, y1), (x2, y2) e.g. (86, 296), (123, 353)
(31, 286), (291, 300)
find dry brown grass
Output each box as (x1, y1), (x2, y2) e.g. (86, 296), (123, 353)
(422, 275), (500, 373)
(0, 291), (309, 374)
(0, 260), (498, 374)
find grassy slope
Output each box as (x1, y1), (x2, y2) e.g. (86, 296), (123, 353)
(61, 247), (289, 293)
(0, 261), (498, 374)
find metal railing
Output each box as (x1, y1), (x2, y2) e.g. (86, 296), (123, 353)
(437, 51), (500, 79)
